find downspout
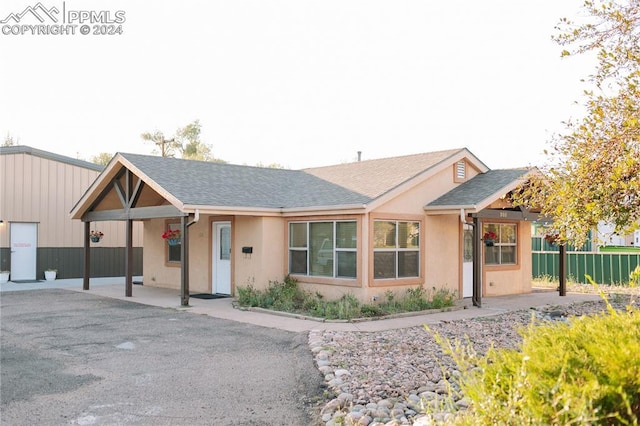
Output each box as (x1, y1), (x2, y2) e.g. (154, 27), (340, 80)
(180, 209), (200, 306)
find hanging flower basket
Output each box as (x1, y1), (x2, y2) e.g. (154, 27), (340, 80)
(90, 230), (104, 243)
(483, 231), (498, 247)
(162, 229), (181, 246)
(544, 234), (559, 246)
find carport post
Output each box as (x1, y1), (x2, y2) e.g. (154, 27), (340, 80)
(125, 218), (133, 297)
(558, 244), (567, 296)
(180, 215), (189, 306)
(83, 221), (90, 290)
(472, 217), (482, 307)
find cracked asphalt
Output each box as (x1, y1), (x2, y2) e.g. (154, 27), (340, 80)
(1, 289), (325, 425)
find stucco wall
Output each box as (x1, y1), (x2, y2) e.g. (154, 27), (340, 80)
(143, 215), (288, 295)
(483, 220), (532, 296)
(374, 167), (458, 214)
(186, 218), (213, 293)
(143, 218), (214, 293)
(424, 215), (461, 295)
(234, 216), (286, 291)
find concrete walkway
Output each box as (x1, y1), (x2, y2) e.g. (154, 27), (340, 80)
(1, 277), (603, 332)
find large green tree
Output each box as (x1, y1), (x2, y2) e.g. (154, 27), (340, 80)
(519, 0), (640, 247)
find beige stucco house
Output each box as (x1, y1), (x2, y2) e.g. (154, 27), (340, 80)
(70, 147), (539, 306)
(0, 145), (143, 281)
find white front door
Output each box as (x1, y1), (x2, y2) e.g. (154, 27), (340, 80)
(462, 223), (473, 298)
(212, 222), (231, 295)
(10, 223), (38, 281)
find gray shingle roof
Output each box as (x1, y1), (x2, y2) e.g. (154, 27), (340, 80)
(120, 153), (372, 209)
(427, 168), (530, 208)
(304, 149), (467, 198)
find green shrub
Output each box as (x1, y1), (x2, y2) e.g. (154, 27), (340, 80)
(432, 290), (640, 424)
(379, 286), (457, 314)
(359, 304), (385, 317)
(236, 284), (261, 307)
(235, 278), (456, 320)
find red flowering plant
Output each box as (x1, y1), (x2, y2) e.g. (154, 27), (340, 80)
(162, 229), (180, 240)
(90, 230), (104, 238)
(483, 230), (498, 241)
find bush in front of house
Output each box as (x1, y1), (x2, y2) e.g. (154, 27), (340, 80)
(432, 300), (640, 424)
(236, 276), (456, 320)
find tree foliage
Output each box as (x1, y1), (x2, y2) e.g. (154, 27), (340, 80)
(140, 120), (224, 162)
(140, 130), (181, 158)
(3, 132), (17, 146)
(90, 152), (113, 166)
(517, 0), (640, 247)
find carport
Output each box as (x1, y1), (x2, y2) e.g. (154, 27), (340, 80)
(70, 158), (195, 306)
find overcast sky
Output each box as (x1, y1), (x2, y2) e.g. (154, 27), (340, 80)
(1, 0), (595, 170)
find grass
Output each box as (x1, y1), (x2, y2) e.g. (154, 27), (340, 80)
(599, 245), (640, 253)
(533, 274), (640, 295)
(236, 275), (457, 320)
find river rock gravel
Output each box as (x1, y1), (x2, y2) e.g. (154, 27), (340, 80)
(309, 296), (635, 426)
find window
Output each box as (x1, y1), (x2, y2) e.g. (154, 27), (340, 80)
(289, 221), (357, 278)
(373, 220), (420, 279)
(166, 222), (181, 263)
(484, 223), (517, 265)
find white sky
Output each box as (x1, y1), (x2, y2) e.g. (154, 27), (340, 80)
(1, 0), (595, 170)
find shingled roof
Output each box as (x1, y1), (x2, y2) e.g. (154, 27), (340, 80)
(120, 153), (371, 209)
(426, 168), (531, 210)
(303, 148), (470, 198)
(74, 148), (522, 217)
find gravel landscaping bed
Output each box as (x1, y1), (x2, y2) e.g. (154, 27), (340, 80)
(310, 294), (636, 426)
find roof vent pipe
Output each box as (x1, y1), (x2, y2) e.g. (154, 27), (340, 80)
(357, 151), (362, 162)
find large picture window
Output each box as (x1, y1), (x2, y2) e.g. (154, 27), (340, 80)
(289, 221), (357, 278)
(483, 223), (517, 265)
(373, 220), (420, 279)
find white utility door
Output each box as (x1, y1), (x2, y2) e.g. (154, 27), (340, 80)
(462, 223), (473, 298)
(212, 222), (231, 295)
(10, 223), (38, 281)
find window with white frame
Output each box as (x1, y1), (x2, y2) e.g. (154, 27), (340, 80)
(483, 223), (517, 265)
(373, 220), (420, 279)
(289, 221), (357, 278)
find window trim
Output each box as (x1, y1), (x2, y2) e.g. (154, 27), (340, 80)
(483, 222), (518, 266)
(370, 215), (424, 286)
(164, 220), (181, 267)
(288, 219), (358, 281)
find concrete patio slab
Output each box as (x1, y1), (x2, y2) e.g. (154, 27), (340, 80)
(14, 279), (604, 333)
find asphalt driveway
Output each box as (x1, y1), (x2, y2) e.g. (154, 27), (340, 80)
(1, 289), (325, 425)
